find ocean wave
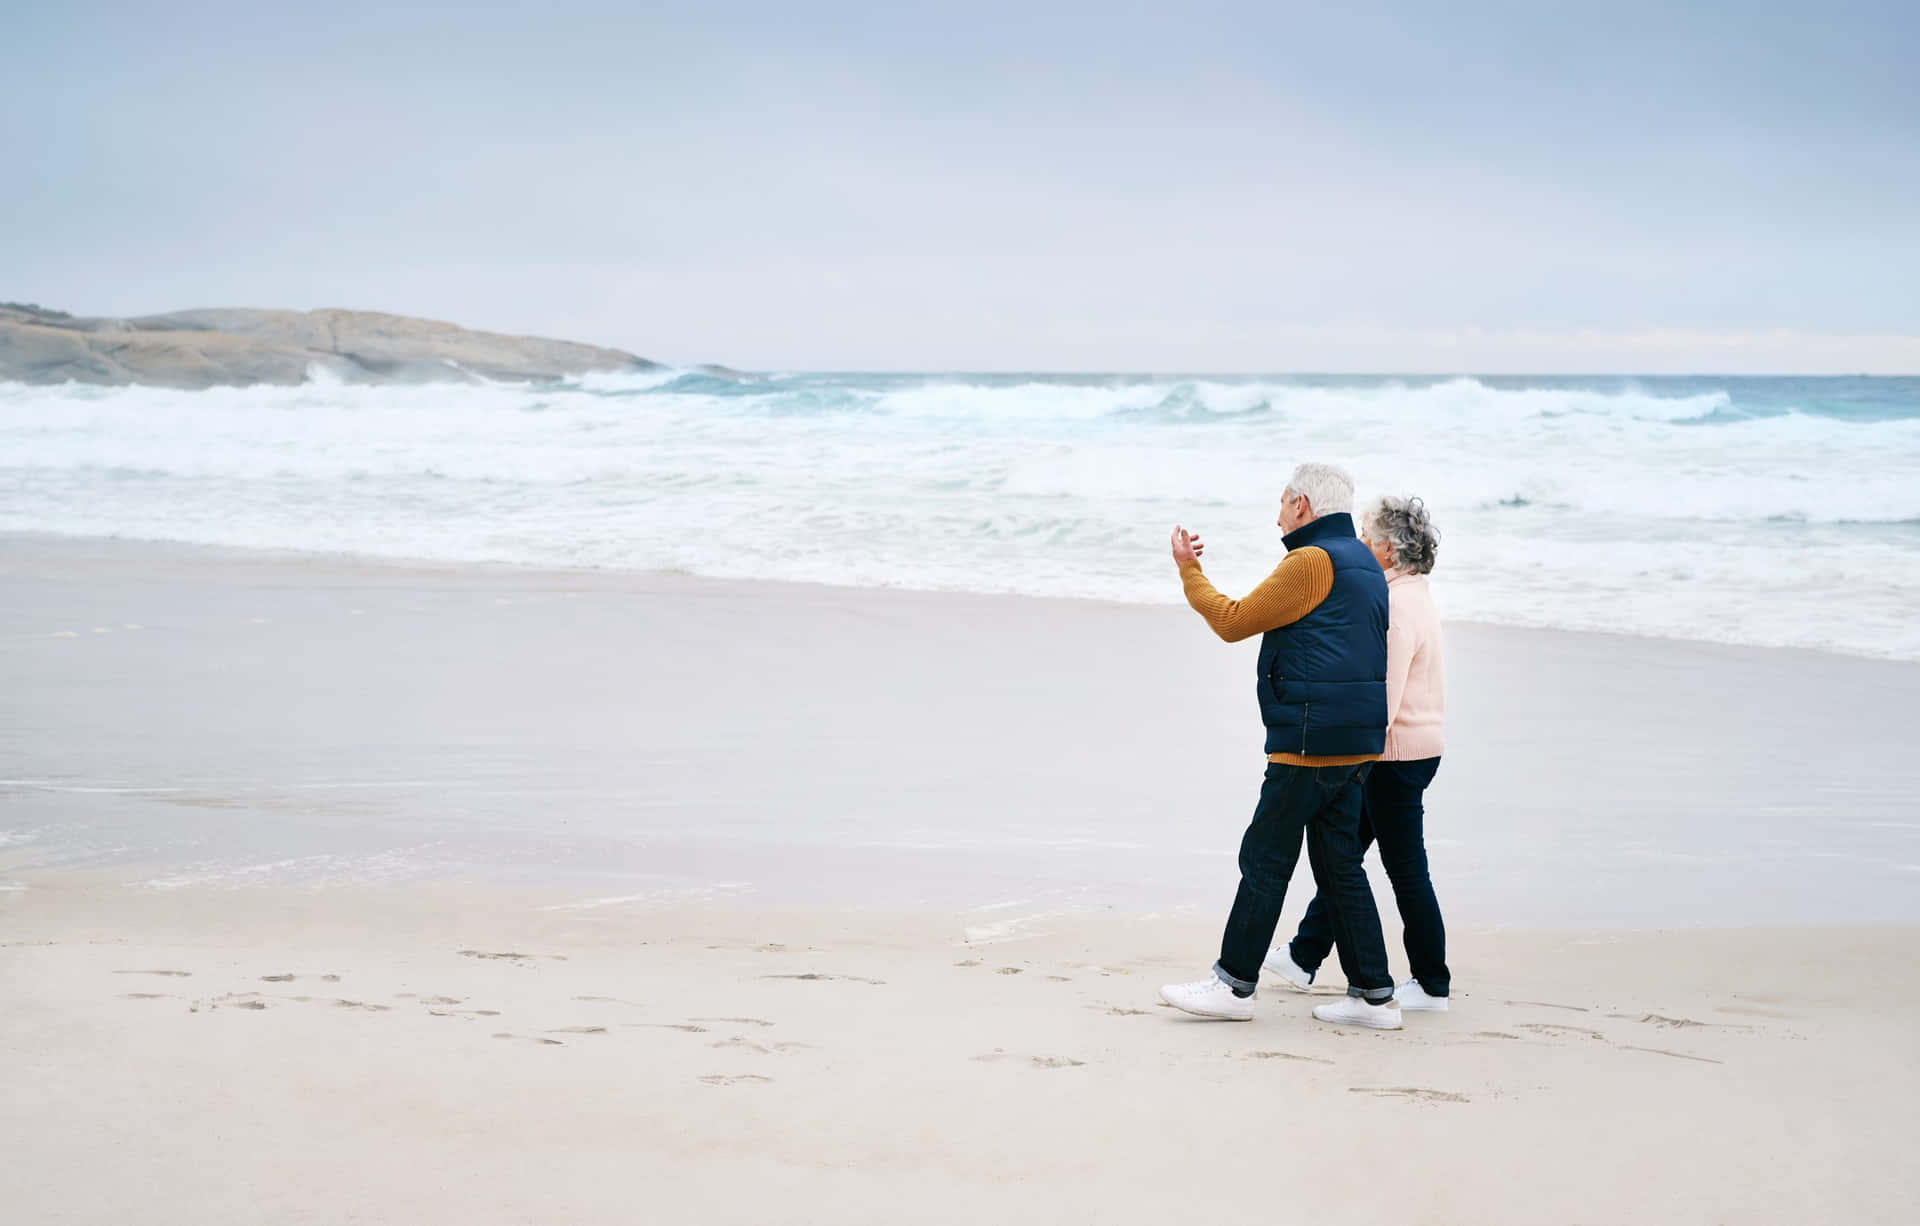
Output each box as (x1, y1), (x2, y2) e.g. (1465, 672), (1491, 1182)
(3, 372), (1917, 659)
(742, 375), (1751, 426)
(561, 368), (691, 394)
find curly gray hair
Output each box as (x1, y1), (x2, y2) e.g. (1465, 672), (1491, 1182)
(1361, 495), (1440, 575)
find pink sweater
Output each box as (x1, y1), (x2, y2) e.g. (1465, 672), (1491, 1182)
(1382, 570), (1446, 761)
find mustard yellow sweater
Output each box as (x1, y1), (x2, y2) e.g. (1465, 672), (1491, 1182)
(1179, 549), (1381, 768)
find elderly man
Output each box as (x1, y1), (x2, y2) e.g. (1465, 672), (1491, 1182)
(1159, 462), (1400, 1029)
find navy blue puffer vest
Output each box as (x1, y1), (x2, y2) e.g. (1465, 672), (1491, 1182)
(1254, 512), (1390, 757)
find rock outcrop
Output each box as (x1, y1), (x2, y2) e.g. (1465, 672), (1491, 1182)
(0, 302), (662, 388)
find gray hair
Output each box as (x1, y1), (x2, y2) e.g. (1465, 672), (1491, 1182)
(1361, 495), (1440, 574)
(1284, 462), (1355, 517)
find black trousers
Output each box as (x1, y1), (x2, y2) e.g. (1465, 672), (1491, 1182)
(1213, 759), (1393, 1001)
(1289, 756), (1449, 997)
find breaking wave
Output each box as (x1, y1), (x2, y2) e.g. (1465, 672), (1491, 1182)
(4, 371), (1918, 658)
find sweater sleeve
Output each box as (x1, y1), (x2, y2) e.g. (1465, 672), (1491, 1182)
(1178, 547), (1334, 643)
(1382, 617), (1416, 730)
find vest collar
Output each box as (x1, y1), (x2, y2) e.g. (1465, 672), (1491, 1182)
(1282, 511), (1357, 552)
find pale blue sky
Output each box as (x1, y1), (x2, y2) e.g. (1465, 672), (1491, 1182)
(5, 1), (1916, 370)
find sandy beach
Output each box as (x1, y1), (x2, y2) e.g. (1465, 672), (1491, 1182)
(4, 535), (1919, 1223)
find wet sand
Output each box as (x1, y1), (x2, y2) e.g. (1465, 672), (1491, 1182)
(3, 533), (1915, 923)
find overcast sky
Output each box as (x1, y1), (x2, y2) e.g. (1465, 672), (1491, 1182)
(5, 1), (1916, 371)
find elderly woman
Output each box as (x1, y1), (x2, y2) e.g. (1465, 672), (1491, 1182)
(1264, 495), (1451, 1010)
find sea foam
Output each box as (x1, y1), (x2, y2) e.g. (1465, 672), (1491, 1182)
(4, 371), (1917, 659)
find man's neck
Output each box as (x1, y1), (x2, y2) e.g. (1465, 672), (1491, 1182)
(1282, 511), (1355, 551)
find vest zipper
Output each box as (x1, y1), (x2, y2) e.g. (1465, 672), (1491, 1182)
(1301, 701), (1310, 755)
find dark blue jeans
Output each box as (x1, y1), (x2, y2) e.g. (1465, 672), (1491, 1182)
(1289, 756), (1448, 997)
(1214, 760), (1394, 1002)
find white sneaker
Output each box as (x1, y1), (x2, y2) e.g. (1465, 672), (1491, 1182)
(1312, 996), (1403, 1030)
(1262, 948), (1315, 992)
(1394, 979), (1449, 1012)
(1159, 975), (1254, 1021)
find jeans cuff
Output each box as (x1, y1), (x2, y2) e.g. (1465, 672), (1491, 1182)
(1212, 961), (1256, 995)
(1347, 985), (1395, 1003)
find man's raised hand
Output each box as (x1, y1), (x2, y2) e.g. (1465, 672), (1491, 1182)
(1171, 525), (1205, 568)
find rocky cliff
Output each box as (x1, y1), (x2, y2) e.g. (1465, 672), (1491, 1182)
(0, 303), (662, 388)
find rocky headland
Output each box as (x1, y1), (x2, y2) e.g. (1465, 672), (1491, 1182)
(0, 302), (665, 388)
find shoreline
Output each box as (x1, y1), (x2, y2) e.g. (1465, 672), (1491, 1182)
(7, 861), (1918, 936)
(5, 527), (1910, 667)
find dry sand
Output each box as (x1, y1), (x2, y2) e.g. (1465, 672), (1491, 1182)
(4, 882), (1915, 1224)
(3, 534), (1918, 1222)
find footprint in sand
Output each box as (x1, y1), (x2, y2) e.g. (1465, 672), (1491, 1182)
(1351, 1086), (1470, 1104)
(1612, 1044), (1723, 1064)
(954, 959), (984, 967)
(1503, 1000), (1589, 1013)
(261, 973), (342, 984)
(192, 993), (268, 1012)
(1515, 1023), (1605, 1040)
(493, 1032), (564, 1046)
(699, 1074), (773, 1086)
(574, 995), (643, 1006)
(630, 1022), (708, 1033)
(711, 1036), (770, 1053)
(546, 1026), (607, 1036)
(114, 969), (192, 977)
(118, 992), (171, 1000)
(761, 972), (885, 985)
(429, 1008), (501, 1018)
(415, 995), (465, 1006)
(1607, 1012), (1754, 1033)
(1246, 1051), (1335, 1065)
(332, 999), (392, 1012)
(1095, 1005), (1153, 1016)
(691, 1017), (774, 1027)
(1470, 1031), (1522, 1040)
(459, 950), (568, 963)
(1044, 975), (1072, 982)
(972, 1050), (1086, 1069)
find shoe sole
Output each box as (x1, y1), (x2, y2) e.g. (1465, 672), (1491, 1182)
(1158, 988), (1253, 1021)
(1313, 1009), (1403, 1030)
(1397, 1000), (1448, 1012)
